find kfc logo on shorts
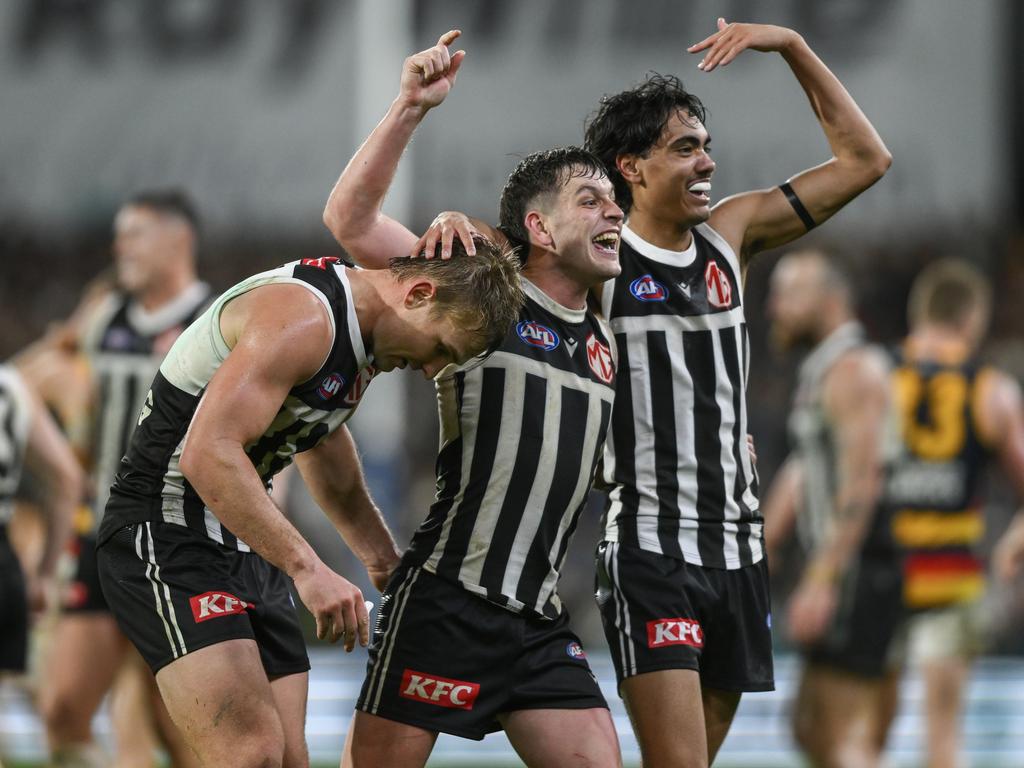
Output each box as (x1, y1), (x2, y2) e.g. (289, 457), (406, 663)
(300, 256), (342, 270)
(343, 365), (377, 406)
(704, 262), (732, 309)
(586, 333), (614, 384)
(566, 641), (587, 659)
(517, 321), (560, 352)
(399, 669), (480, 710)
(190, 591), (255, 623)
(316, 372), (346, 400)
(629, 275), (668, 302)
(647, 618), (704, 649)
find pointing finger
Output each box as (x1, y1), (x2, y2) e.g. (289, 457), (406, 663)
(437, 29), (461, 48)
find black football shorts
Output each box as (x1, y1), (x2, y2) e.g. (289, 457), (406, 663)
(97, 521), (309, 677)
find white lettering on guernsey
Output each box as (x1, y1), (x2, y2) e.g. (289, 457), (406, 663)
(399, 669), (480, 710)
(647, 618), (704, 648)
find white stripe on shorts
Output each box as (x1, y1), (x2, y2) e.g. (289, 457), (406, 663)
(366, 568), (421, 715)
(606, 542), (637, 677)
(135, 523), (187, 659)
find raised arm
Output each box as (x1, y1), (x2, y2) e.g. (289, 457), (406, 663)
(787, 348), (890, 644)
(178, 284), (366, 649)
(294, 424), (401, 592)
(695, 19), (892, 261)
(323, 30), (466, 267)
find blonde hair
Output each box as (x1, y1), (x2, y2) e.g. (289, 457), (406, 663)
(388, 236), (523, 349)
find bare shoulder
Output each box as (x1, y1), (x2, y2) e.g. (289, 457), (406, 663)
(223, 283), (333, 342)
(220, 282), (335, 382)
(975, 366), (1023, 447)
(824, 346), (890, 411)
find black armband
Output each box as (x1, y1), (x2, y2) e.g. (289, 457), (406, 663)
(779, 182), (816, 232)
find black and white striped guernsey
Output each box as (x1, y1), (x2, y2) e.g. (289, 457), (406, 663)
(403, 278), (617, 619)
(81, 282), (212, 523)
(599, 223), (762, 569)
(0, 365), (33, 527)
(98, 258), (376, 551)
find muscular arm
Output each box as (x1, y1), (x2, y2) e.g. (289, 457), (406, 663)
(294, 425), (401, 591)
(178, 284), (368, 647)
(697, 20), (892, 261)
(323, 30), (466, 266)
(788, 348), (890, 643)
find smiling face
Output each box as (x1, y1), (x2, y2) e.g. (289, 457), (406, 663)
(528, 169), (624, 287)
(629, 109), (715, 227)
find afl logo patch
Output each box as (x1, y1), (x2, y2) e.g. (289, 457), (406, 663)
(629, 275), (668, 302)
(517, 321), (560, 352)
(317, 372), (346, 400)
(566, 641), (586, 659)
(705, 261), (733, 309)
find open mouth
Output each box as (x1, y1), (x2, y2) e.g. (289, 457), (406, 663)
(591, 231), (620, 255)
(687, 180), (711, 203)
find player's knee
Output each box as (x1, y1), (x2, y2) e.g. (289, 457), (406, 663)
(40, 689), (90, 741)
(209, 733), (285, 768)
(187, 697), (287, 768)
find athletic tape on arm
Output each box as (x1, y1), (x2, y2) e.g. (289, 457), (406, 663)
(779, 182), (816, 232)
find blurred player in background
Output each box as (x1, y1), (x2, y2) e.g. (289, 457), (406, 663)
(0, 365), (80, 688)
(761, 250), (897, 767)
(324, 31), (623, 768)
(18, 190), (210, 767)
(581, 18), (891, 766)
(886, 259), (1024, 768)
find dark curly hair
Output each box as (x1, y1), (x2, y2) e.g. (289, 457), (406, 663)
(497, 146), (608, 250)
(584, 73), (708, 213)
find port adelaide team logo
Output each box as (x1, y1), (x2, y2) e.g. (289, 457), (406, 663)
(705, 261), (733, 309)
(586, 333), (614, 384)
(629, 274), (668, 302)
(517, 320), (560, 351)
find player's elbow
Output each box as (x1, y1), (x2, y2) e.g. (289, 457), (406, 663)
(867, 143), (893, 181)
(179, 439), (215, 492)
(856, 141), (893, 185)
(322, 199), (350, 243)
(838, 142), (892, 191)
(323, 191), (372, 247)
